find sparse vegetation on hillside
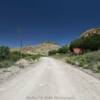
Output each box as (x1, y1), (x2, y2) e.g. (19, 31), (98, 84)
(21, 42), (60, 55)
(0, 46), (41, 68)
(42, 41), (58, 45)
(22, 53), (42, 60)
(81, 28), (100, 37)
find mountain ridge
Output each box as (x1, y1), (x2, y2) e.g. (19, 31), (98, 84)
(11, 42), (60, 55)
(81, 28), (100, 37)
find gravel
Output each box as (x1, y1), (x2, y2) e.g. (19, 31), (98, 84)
(0, 59), (33, 84)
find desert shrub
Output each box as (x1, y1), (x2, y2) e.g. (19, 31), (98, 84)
(0, 46), (10, 60)
(48, 50), (57, 55)
(10, 51), (42, 61)
(22, 53), (41, 60)
(66, 50), (100, 73)
(57, 45), (69, 54)
(91, 63), (100, 73)
(49, 45), (69, 55)
(31, 54), (42, 60)
(66, 55), (89, 67)
(0, 46), (42, 68)
(0, 60), (14, 68)
(0, 50), (20, 68)
(10, 51), (21, 61)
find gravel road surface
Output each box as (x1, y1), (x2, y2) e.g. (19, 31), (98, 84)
(0, 57), (100, 100)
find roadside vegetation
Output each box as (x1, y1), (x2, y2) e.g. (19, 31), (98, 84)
(70, 34), (100, 52)
(49, 30), (100, 73)
(66, 51), (100, 73)
(48, 45), (69, 55)
(0, 46), (41, 68)
(67, 34), (100, 73)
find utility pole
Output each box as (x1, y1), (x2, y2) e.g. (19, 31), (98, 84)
(18, 26), (23, 59)
(20, 39), (23, 59)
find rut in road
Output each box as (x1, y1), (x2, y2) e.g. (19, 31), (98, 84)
(0, 57), (100, 100)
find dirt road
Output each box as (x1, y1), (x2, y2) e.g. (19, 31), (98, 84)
(0, 57), (100, 100)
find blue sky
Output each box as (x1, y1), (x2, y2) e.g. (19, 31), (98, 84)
(0, 0), (100, 47)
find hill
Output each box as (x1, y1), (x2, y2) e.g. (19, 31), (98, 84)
(81, 28), (100, 37)
(19, 42), (60, 55)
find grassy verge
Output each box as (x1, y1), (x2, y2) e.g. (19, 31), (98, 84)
(22, 53), (42, 61)
(51, 53), (69, 60)
(51, 50), (100, 73)
(0, 52), (42, 69)
(66, 50), (100, 73)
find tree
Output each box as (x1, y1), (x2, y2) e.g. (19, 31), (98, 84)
(82, 34), (100, 50)
(0, 46), (10, 60)
(70, 34), (100, 52)
(58, 45), (69, 54)
(10, 51), (21, 61)
(70, 38), (84, 51)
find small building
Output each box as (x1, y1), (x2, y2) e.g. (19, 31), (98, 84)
(73, 48), (83, 55)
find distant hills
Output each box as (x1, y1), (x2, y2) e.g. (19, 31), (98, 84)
(11, 42), (60, 55)
(11, 27), (100, 56)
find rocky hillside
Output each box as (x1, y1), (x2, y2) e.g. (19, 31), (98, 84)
(81, 28), (100, 37)
(21, 42), (60, 55)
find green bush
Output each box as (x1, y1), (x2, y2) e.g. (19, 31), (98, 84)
(66, 50), (100, 73)
(0, 45), (43, 68)
(10, 51), (21, 61)
(0, 46), (10, 61)
(49, 45), (69, 55)
(31, 54), (42, 60)
(82, 34), (100, 50)
(70, 34), (100, 51)
(48, 50), (58, 55)
(22, 54), (41, 60)
(57, 45), (69, 54)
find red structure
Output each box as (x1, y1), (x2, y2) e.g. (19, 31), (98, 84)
(73, 48), (83, 54)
